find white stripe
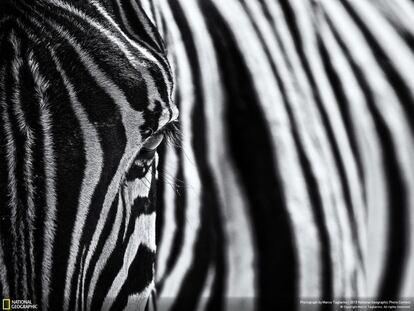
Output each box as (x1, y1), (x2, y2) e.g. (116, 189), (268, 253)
(27, 57), (57, 311)
(156, 144), (179, 281)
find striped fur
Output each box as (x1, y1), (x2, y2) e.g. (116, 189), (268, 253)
(0, 0), (178, 310)
(1, 0), (414, 311)
(153, 0), (414, 310)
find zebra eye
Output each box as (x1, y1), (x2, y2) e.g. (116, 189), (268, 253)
(138, 133), (163, 161)
(142, 132), (164, 151)
(140, 121), (179, 156)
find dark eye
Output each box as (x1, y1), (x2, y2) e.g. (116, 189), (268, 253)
(142, 132), (164, 151)
(139, 121), (179, 159)
(138, 132), (164, 160)
(142, 133), (164, 150)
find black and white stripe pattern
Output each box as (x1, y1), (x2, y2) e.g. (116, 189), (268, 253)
(1, 0), (414, 311)
(153, 0), (414, 310)
(0, 0), (178, 310)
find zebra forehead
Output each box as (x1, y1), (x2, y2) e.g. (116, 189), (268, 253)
(1, 0), (177, 140)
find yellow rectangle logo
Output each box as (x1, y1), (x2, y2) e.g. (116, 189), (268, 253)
(2, 299), (10, 310)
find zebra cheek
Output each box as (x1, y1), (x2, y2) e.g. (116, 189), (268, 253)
(120, 154), (159, 292)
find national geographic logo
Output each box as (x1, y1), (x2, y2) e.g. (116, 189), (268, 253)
(2, 299), (37, 310)
(2, 299), (10, 311)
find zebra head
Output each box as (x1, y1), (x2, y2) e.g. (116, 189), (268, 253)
(2, 0), (414, 310)
(0, 0), (178, 310)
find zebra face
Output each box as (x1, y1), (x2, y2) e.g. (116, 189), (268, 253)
(0, 0), (178, 310)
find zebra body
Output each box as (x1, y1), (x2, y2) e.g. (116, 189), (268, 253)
(1, 0), (414, 310)
(155, 1), (414, 309)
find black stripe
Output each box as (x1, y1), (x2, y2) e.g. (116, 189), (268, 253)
(109, 245), (156, 311)
(155, 142), (167, 249)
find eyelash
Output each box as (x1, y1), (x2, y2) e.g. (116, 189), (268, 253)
(155, 120), (180, 147)
(140, 120), (180, 156)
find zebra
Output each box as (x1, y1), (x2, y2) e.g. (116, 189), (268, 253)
(154, 1), (414, 310)
(0, 1), (178, 310)
(1, 0), (414, 311)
